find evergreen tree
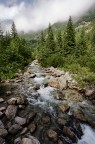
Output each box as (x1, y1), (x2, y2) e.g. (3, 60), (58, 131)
(11, 22), (18, 38)
(46, 23), (55, 53)
(91, 22), (95, 52)
(0, 24), (3, 39)
(76, 28), (87, 56)
(64, 16), (76, 55)
(41, 31), (45, 45)
(56, 31), (63, 54)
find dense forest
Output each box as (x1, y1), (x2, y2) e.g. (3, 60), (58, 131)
(0, 17), (95, 87)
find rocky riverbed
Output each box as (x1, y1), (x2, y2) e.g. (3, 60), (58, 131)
(0, 60), (95, 144)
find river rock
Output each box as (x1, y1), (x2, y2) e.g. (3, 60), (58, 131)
(49, 77), (59, 89)
(0, 129), (8, 137)
(30, 124), (36, 133)
(55, 90), (65, 100)
(74, 112), (86, 122)
(16, 97), (28, 105)
(8, 124), (23, 134)
(27, 112), (36, 124)
(42, 116), (50, 124)
(15, 117), (26, 126)
(0, 98), (4, 103)
(58, 75), (68, 90)
(29, 73), (36, 78)
(84, 88), (95, 101)
(57, 118), (67, 126)
(0, 112), (3, 118)
(0, 121), (4, 129)
(7, 97), (17, 105)
(47, 129), (57, 141)
(22, 136), (40, 144)
(0, 107), (6, 112)
(63, 126), (77, 143)
(14, 137), (21, 144)
(33, 84), (40, 90)
(21, 138), (32, 144)
(58, 103), (70, 113)
(5, 105), (17, 120)
(0, 137), (7, 144)
(20, 127), (28, 135)
(58, 140), (67, 144)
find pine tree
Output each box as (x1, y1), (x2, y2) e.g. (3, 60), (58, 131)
(76, 28), (87, 56)
(46, 23), (55, 53)
(56, 31), (63, 54)
(0, 24), (3, 39)
(91, 22), (95, 52)
(64, 16), (76, 55)
(11, 22), (18, 38)
(41, 31), (45, 45)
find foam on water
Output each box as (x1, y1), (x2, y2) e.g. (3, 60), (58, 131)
(34, 77), (45, 85)
(78, 124), (95, 144)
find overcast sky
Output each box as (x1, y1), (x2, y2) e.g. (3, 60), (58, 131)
(0, 0), (95, 32)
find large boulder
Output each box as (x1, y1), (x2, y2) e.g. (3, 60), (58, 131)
(5, 105), (17, 120)
(49, 77), (59, 89)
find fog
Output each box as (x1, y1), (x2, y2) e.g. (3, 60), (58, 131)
(0, 0), (95, 32)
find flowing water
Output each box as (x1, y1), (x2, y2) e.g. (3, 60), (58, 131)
(20, 61), (95, 144)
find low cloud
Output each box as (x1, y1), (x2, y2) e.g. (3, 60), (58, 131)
(0, 0), (95, 32)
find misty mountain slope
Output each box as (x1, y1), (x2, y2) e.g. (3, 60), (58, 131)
(77, 4), (95, 23)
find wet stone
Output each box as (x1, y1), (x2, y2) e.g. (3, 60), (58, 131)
(8, 124), (23, 134)
(0, 98), (4, 103)
(30, 124), (36, 133)
(20, 127), (28, 135)
(58, 103), (70, 113)
(0, 121), (4, 129)
(15, 116), (26, 126)
(42, 116), (50, 124)
(57, 118), (67, 126)
(7, 97), (17, 105)
(0, 128), (8, 137)
(21, 138), (32, 144)
(47, 129), (58, 141)
(63, 126), (77, 143)
(14, 137), (21, 144)
(0, 107), (6, 112)
(5, 105), (17, 120)
(0, 137), (6, 144)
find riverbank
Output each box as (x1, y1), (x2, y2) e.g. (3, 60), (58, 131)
(0, 60), (95, 144)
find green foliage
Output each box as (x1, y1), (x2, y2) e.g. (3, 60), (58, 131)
(76, 28), (87, 56)
(46, 23), (56, 53)
(0, 22), (32, 80)
(64, 16), (76, 55)
(56, 31), (63, 54)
